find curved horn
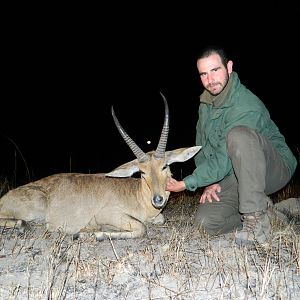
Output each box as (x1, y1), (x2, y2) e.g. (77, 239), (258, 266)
(111, 107), (149, 162)
(154, 92), (169, 159)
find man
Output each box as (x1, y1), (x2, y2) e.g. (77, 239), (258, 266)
(167, 46), (297, 245)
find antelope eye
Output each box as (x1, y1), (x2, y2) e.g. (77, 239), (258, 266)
(162, 165), (168, 170)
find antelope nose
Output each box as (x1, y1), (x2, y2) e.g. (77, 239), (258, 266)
(153, 195), (164, 208)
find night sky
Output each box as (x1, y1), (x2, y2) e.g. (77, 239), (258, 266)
(2, 4), (299, 186)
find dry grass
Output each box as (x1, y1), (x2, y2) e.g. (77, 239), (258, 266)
(0, 185), (300, 299)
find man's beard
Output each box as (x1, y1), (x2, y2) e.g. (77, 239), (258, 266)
(206, 73), (229, 96)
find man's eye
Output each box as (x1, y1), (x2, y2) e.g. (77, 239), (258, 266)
(212, 67), (220, 72)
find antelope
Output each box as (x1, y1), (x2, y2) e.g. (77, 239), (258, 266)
(0, 94), (201, 240)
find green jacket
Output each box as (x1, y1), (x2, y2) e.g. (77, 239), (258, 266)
(184, 72), (297, 191)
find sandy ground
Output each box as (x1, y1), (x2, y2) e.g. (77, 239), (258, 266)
(1, 193), (300, 299)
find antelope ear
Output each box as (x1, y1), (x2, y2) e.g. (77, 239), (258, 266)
(165, 146), (202, 165)
(105, 159), (140, 177)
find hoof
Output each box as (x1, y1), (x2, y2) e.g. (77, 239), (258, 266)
(16, 220), (27, 234)
(72, 233), (80, 240)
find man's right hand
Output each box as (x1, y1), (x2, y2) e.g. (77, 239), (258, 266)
(166, 178), (186, 192)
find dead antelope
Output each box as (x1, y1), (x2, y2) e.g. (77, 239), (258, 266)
(0, 94), (201, 240)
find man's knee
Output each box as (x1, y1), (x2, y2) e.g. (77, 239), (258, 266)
(194, 210), (225, 235)
(226, 126), (257, 156)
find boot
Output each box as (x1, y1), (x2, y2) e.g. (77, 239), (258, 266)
(235, 211), (271, 246)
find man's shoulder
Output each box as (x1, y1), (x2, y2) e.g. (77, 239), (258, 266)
(234, 84), (266, 111)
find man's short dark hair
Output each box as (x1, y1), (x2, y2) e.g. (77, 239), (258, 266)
(197, 45), (229, 67)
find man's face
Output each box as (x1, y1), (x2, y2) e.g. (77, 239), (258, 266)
(197, 53), (233, 96)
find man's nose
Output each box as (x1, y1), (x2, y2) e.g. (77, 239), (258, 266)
(207, 73), (214, 83)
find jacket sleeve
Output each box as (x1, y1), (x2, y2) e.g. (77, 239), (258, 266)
(184, 110), (267, 191)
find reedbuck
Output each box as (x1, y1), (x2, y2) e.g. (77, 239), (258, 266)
(0, 95), (201, 240)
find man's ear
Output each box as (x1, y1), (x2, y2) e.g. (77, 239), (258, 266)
(227, 60), (233, 75)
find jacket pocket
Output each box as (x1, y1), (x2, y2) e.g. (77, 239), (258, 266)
(208, 127), (222, 148)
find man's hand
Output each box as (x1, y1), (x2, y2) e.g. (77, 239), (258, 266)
(166, 178), (186, 192)
(200, 183), (221, 203)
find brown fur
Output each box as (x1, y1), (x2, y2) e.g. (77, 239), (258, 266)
(0, 147), (201, 240)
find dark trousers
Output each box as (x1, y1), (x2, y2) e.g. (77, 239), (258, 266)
(194, 126), (291, 235)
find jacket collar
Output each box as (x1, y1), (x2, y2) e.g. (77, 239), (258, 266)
(200, 72), (238, 108)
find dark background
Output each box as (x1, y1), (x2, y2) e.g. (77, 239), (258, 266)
(1, 4), (299, 186)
